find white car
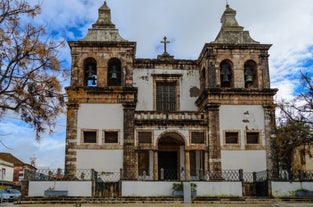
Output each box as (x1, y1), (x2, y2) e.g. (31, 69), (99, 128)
(6, 189), (21, 200)
(0, 189), (15, 202)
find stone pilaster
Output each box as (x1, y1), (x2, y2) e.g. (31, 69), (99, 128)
(184, 150), (191, 181)
(263, 104), (277, 174)
(260, 51), (270, 88)
(207, 50), (217, 88)
(153, 150), (158, 180)
(206, 103), (222, 173)
(123, 103), (137, 180)
(64, 103), (79, 178)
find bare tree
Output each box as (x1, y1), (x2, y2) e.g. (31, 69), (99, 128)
(0, 0), (67, 140)
(278, 72), (313, 127)
(276, 72), (313, 176)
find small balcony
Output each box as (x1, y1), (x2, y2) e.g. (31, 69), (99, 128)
(135, 111), (207, 126)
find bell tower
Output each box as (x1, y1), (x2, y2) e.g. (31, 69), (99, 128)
(65, 1), (137, 177)
(197, 4), (277, 173)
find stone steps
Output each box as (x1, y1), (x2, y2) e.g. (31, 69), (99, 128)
(16, 196), (313, 205)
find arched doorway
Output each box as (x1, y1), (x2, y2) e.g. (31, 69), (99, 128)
(158, 132), (185, 180)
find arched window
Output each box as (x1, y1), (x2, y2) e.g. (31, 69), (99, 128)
(108, 58), (122, 86)
(244, 60), (257, 88)
(84, 58), (97, 86)
(220, 60), (233, 88)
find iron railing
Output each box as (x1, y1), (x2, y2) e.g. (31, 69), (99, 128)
(24, 168), (313, 182)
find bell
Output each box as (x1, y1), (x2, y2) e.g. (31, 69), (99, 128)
(92, 78), (96, 85)
(111, 71), (117, 80)
(221, 74), (229, 83)
(245, 75), (253, 84)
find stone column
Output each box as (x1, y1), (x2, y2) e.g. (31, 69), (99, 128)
(64, 103), (79, 178)
(205, 103), (222, 175)
(123, 103), (137, 180)
(185, 150), (190, 181)
(153, 150), (158, 180)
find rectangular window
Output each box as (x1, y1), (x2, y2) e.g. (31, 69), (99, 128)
(105, 131), (118, 143)
(156, 82), (176, 111)
(225, 132), (239, 144)
(300, 149), (306, 165)
(246, 132), (259, 144)
(138, 151), (150, 176)
(138, 132), (152, 144)
(83, 131), (97, 143)
(191, 132), (205, 144)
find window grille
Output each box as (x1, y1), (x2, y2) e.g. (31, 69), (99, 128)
(156, 82), (176, 111)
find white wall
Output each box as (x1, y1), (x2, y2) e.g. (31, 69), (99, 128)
(272, 182), (313, 197)
(221, 150), (266, 172)
(220, 105), (266, 172)
(219, 105), (265, 142)
(77, 104), (124, 144)
(121, 181), (242, 197)
(28, 181), (92, 197)
(195, 181), (242, 197)
(133, 68), (199, 111)
(0, 161), (14, 182)
(77, 150), (123, 172)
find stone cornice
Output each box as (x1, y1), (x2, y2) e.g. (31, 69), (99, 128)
(68, 41), (136, 49)
(196, 88), (278, 107)
(66, 86), (137, 104)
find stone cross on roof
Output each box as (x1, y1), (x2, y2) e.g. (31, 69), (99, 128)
(161, 36), (170, 56)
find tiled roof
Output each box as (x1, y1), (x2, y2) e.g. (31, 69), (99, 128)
(0, 152), (24, 166)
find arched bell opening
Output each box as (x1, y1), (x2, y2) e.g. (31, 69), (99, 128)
(84, 58), (97, 86)
(108, 58), (122, 86)
(157, 132), (185, 181)
(220, 59), (233, 88)
(244, 60), (258, 88)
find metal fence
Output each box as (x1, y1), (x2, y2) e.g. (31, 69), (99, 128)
(24, 168), (94, 181)
(24, 168), (313, 182)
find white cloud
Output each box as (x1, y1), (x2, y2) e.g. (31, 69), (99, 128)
(2, 0), (313, 168)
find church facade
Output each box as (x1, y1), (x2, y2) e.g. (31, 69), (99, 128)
(64, 2), (277, 181)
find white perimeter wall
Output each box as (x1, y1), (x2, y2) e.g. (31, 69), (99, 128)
(28, 181), (92, 197)
(133, 69), (199, 111)
(272, 182), (313, 197)
(220, 105), (266, 172)
(121, 181), (242, 197)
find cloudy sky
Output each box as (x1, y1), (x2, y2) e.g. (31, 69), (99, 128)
(0, 0), (312, 169)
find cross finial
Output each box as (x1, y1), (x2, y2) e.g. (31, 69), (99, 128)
(161, 36), (170, 55)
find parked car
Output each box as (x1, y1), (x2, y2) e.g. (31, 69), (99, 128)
(0, 189), (15, 202)
(6, 189), (21, 200)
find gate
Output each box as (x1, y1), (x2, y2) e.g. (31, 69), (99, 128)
(255, 170), (268, 197)
(243, 170), (269, 197)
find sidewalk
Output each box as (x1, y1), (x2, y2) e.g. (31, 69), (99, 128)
(1, 202), (313, 207)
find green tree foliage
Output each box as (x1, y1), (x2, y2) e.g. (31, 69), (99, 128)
(275, 120), (311, 174)
(0, 0), (67, 140)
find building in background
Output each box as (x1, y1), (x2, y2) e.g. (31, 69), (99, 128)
(64, 2), (277, 181)
(0, 152), (35, 191)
